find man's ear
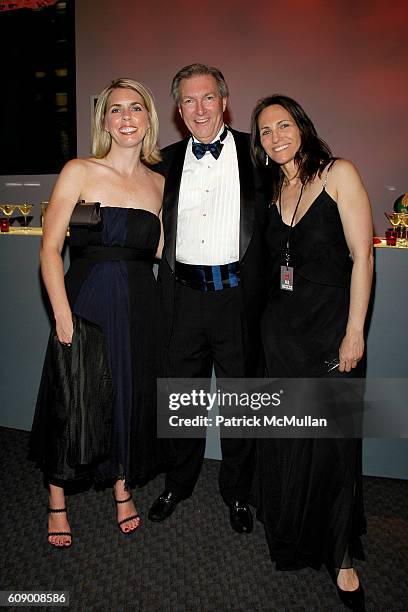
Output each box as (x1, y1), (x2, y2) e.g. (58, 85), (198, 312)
(222, 98), (227, 113)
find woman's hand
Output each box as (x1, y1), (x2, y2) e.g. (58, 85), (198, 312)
(338, 330), (364, 372)
(56, 311), (74, 345)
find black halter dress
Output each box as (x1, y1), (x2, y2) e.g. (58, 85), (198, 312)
(254, 186), (366, 572)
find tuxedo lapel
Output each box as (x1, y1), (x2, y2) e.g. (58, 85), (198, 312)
(163, 139), (189, 271)
(163, 131), (254, 269)
(231, 129), (255, 262)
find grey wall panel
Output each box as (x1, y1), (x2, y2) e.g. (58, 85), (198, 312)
(1, 238), (407, 478)
(0, 235), (68, 429)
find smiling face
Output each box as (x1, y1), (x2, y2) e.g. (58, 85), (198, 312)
(258, 104), (302, 170)
(104, 88), (150, 148)
(178, 74), (227, 144)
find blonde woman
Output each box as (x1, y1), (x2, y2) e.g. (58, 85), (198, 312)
(30, 78), (164, 546)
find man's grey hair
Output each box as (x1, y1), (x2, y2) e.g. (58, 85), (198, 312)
(171, 63), (229, 105)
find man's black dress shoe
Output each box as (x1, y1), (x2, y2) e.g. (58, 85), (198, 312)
(148, 490), (181, 522)
(229, 500), (253, 534)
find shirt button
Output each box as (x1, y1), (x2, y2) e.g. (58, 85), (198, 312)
(203, 213), (206, 217)
(201, 240), (204, 243)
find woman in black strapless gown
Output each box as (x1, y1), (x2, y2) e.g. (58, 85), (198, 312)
(30, 78), (165, 546)
(250, 95), (373, 609)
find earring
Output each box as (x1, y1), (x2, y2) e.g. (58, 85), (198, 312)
(265, 153), (269, 166)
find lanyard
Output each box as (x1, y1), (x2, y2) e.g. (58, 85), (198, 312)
(278, 182), (305, 266)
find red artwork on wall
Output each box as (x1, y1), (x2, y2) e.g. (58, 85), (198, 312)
(0, 0), (57, 11)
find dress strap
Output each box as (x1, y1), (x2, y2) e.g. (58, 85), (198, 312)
(322, 159), (336, 191)
(323, 167), (329, 190)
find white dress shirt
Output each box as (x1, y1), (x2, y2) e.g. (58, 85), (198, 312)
(176, 126), (241, 265)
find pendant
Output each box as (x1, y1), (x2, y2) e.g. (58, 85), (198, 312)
(280, 265), (294, 291)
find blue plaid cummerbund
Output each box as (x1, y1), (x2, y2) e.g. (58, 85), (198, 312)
(175, 261), (240, 292)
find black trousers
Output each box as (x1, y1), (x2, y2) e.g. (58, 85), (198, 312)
(163, 282), (261, 504)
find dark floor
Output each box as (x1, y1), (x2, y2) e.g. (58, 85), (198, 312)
(1, 427), (407, 611)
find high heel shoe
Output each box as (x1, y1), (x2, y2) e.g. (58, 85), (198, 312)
(336, 583), (365, 611)
(113, 493), (141, 534)
(328, 566), (365, 611)
(47, 507), (72, 548)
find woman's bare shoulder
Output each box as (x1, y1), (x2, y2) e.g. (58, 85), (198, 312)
(51, 158), (107, 203)
(327, 159), (361, 182)
(146, 166), (165, 191)
(60, 157), (101, 176)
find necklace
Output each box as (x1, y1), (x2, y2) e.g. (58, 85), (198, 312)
(277, 182), (305, 292)
(278, 182), (305, 257)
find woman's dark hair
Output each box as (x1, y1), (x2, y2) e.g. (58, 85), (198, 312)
(250, 94), (333, 202)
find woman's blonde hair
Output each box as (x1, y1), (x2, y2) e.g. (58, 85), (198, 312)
(92, 78), (161, 164)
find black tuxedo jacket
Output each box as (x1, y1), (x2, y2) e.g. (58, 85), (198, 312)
(156, 128), (269, 347)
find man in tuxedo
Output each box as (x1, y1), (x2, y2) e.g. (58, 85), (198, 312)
(149, 63), (267, 533)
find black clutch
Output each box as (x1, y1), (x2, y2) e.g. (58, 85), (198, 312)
(70, 202), (102, 227)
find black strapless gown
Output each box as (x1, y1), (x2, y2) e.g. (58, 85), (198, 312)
(255, 189), (366, 572)
(30, 207), (162, 487)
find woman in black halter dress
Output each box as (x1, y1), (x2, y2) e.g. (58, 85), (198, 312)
(250, 95), (373, 610)
(30, 78), (164, 546)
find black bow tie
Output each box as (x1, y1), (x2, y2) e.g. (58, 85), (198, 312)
(191, 126), (228, 160)
(192, 140), (223, 160)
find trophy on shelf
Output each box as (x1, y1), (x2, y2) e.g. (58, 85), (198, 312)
(17, 203), (33, 231)
(393, 193), (408, 213)
(0, 203), (35, 232)
(0, 204), (16, 218)
(385, 212), (402, 247)
(0, 205), (16, 232)
(399, 213), (408, 247)
(384, 193), (408, 247)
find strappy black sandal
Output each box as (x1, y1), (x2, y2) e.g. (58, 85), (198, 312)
(47, 507), (72, 548)
(113, 494), (141, 534)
